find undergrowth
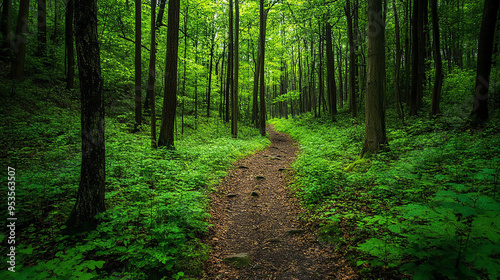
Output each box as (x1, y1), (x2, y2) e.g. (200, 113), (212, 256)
(0, 80), (269, 279)
(271, 110), (500, 280)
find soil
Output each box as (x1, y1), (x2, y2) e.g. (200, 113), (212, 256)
(203, 125), (358, 280)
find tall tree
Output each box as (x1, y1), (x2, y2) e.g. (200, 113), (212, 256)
(1, 0), (12, 55)
(325, 22), (337, 121)
(37, 0), (47, 55)
(430, 0), (443, 117)
(258, 0), (267, 136)
(158, 0), (180, 149)
(147, 0), (157, 148)
(471, 0), (500, 123)
(231, 0), (239, 138)
(410, 0), (425, 115)
(66, 0), (105, 232)
(346, 0), (357, 118)
(392, 0), (403, 120)
(156, 0), (167, 30)
(362, 0), (386, 156)
(65, 0), (75, 89)
(225, 0), (233, 124)
(11, 0), (30, 79)
(134, 0), (142, 128)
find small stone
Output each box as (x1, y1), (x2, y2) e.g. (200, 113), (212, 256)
(251, 191), (260, 197)
(223, 253), (250, 267)
(286, 229), (304, 235)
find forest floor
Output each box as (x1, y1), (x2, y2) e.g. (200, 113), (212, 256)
(203, 125), (358, 280)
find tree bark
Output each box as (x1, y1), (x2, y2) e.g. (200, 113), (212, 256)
(346, 0), (357, 118)
(430, 0), (443, 117)
(37, 0), (47, 55)
(392, 0), (403, 119)
(147, 0), (157, 148)
(66, 0), (105, 232)
(231, 0), (239, 138)
(11, 0), (30, 79)
(471, 0), (500, 123)
(259, 0), (267, 136)
(362, 0), (386, 156)
(1, 0), (12, 54)
(134, 0), (142, 127)
(325, 22), (337, 121)
(225, 0), (233, 124)
(65, 0), (75, 89)
(410, 0), (425, 115)
(158, 0), (180, 149)
(156, 0), (167, 30)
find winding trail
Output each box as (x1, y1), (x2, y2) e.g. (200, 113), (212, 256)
(203, 125), (356, 279)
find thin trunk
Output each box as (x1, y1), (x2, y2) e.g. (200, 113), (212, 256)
(231, 0), (239, 138)
(1, 0), (12, 53)
(156, 0), (167, 30)
(37, 0), (47, 55)
(326, 22), (337, 121)
(65, 0), (74, 89)
(207, 33), (214, 118)
(148, 0), (157, 148)
(392, 0), (403, 119)
(252, 42), (260, 126)
(259, 0), (267, 136)
(225, 0), (233, 123)
(338, 31), (344, 109)
(346, 0), (357, 118)
(134, 0), (142, 127)
(158, 0), (180, 149)
(12, 0), (30, 79)
(430, 0), (443, 117)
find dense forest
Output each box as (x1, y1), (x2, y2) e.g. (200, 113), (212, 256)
(1, 0), (499, 279)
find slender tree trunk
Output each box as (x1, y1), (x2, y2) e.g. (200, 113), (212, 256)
(37, 0), (47, 55)
(1, 0), (12, 55)
(231, 0), (239, 138)
(156, 0), (167, 30)
(430, 0), (443, 117)
(392, 0), (403, 119)
(326, 22), (337, 121)
(134, 0), (142, 127)
(346, 0), (357, 118)
(259, 0), (267, 136)
(65, 0), (74, 89)
(471, 0), (500, 123)
(181, 0), (188, 134)
(362, 0), (386, 156)
(410, 0), (424, 116)
(252, 42), (260, 126)
(207, 28), (215, 118)
(338, 32), (344, 109)
(66, 0), (105, 232)
(147, 0), (157, 148)
(225, 0), (233, 124)
(318, 23), (324, 117)
(12, 0), (30, 79)
(158, 0), (180, 149)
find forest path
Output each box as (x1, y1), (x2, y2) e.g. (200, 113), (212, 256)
(203, 125), (356, 279)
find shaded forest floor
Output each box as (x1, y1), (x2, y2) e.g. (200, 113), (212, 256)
(203, 125), (358, 280)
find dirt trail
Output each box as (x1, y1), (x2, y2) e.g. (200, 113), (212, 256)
(203, 125), (356, 280)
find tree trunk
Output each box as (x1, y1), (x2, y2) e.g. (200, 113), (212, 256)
(37, 0), (47, 55)
(410, 0), (424, 116)
(134, 0), (142, 127)
(207, 28), (215, 118)
(231, 0), (239, 138)
(65, 0), (74, 89)
(362, 0), (386, 156)
(430, 0), (443, 117)
(1, 0), (12, 55)
(471, 0), (500, 123)
(346, 0), (357, 118)
(12, 0), (30, 79)
(392, 0), (403, 119)
(252, 42), (260, 126)
(147, 0), (157, 148)
(259, 0), (267, 136)
(338, 34), (344, 109)
(67, 0), (105, 232)
(325, 22), (337, 121)
(158, 0), (180, 149)
(225, 0), (233, 124)
(156, 0), (167, 30)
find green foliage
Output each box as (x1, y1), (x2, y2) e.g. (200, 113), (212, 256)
(272, 111), (500, 279)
